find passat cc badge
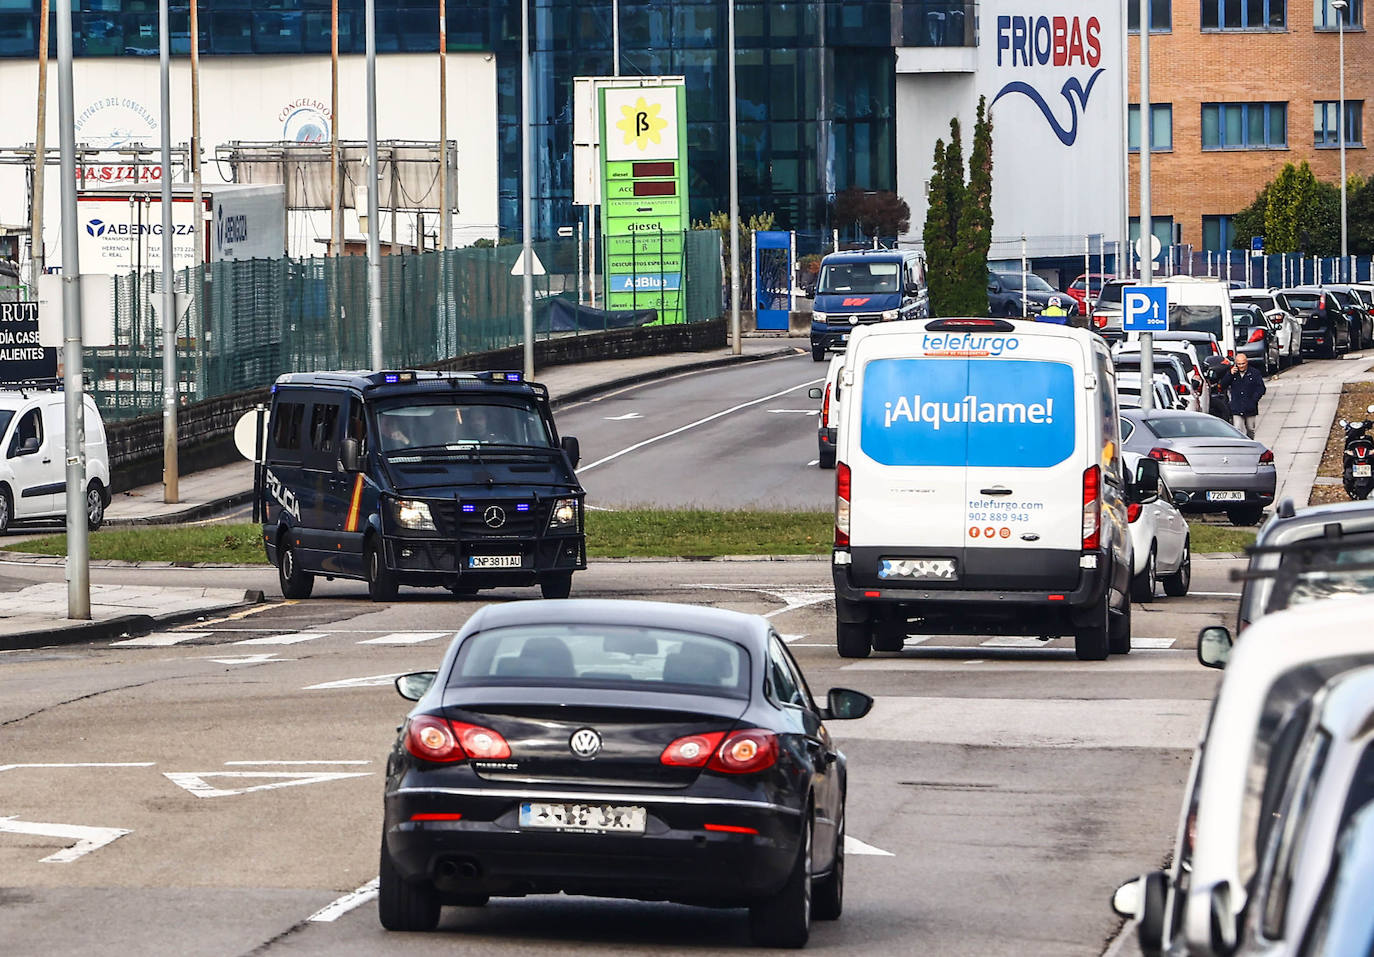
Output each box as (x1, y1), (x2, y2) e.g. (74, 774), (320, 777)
(483, 505), (507, 528)
(569, 728), (602, 758)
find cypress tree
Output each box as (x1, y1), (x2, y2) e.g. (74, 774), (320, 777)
(922, 138), (953, 315)
(950, 96), (994, 317)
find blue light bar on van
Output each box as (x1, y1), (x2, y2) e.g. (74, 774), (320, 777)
(381, 371), (417, 384)
(503, 372), (522, 381)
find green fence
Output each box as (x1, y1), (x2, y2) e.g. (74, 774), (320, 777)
(84, 230), (722, 421)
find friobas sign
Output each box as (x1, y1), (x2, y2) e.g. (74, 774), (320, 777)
(0, 303), (58, 382)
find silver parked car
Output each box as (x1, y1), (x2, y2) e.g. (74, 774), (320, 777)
(1120, 408), (1276, 526)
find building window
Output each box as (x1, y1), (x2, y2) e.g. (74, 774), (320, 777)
(1201, 0), (1286, 30)
(1129, 0), (1173, 32)
(1315, 0), (1363, 28)
(1201, 102), (1287, 149)
(1315, 101), (1363, 147)
(1202, 215), (1235, 251)
(1129, 104), (1173, 151)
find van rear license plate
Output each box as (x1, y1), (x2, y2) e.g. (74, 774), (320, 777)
(468, 555), (522, 569)
(1206, 491), (1245, 502)
(1354, 464), (1372, 478)
(519, 802), (646, 834)
(879, 558), (957, 581)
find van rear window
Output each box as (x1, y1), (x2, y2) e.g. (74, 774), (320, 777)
(272, 402), (305, 451)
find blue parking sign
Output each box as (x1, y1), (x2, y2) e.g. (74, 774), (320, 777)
(1122, 286), (1168, 332)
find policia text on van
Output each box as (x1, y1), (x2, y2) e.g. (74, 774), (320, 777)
(258, 370), (586, 601)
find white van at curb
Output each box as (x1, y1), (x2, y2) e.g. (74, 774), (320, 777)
(0, 385), (111, 533)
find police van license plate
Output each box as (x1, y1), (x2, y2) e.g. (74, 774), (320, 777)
(1206, 491), (1245, 502)
(468, 555), (522, 569)
(519, 802), (646, 834)
(1355, 464), (1373, 478)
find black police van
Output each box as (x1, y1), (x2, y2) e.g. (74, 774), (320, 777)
(259, 369), (586, 601)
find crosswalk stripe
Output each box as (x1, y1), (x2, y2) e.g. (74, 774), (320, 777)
(979, 637), (1051, 648)
(1132, 637), (1177, 649)
(232, 633), (329, 646)
(357, 632), (449, 645)
(111, 632), (210, 647)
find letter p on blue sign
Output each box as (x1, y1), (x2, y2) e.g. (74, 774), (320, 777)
(1123, 286), (1168, 332)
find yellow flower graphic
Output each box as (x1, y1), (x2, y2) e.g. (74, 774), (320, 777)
(616, 97), (669, 151)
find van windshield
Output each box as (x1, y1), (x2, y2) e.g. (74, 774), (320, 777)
(1279, 292), (1321, 313)
(818, 262), (901, 294)
(375, 400), (553, 452)
(0, 410), (12, 441)
(1170, 304), (1225, 340)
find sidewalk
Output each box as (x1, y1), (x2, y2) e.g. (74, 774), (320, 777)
(104, 337), (799, 526)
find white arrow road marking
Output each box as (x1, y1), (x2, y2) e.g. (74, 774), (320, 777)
(111, 631), (210, 647)
(844, 835), (894, 857)
(765, 409), (820, 415)
(304, 672), (409, 691)
(200, 653), (291, 665)
(0, 762), (155, 773)
(0, 816), (131, 863)
(358, 632), (448, 645)
(780, 634), (806, 644)
(233, 632), (328, 645)
(602, 412), (643, 421)
(579, 378), (823, 472)
(163, 771), (372, 798)
(692, 584), (834, 619)
(308, 878), (380, 922)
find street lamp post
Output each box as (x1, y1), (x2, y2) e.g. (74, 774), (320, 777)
(1333, 0), (1349, 277)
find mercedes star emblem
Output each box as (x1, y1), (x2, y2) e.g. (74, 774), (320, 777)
(569, 728), (602, 758)
(483, 505), (507, 528)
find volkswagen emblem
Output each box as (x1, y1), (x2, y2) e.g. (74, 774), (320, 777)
(569, 728), (602, 758)
(483, 505), (506, 528)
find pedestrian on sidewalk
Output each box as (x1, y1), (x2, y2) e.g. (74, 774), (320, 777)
(1219, 352), (1266, 439)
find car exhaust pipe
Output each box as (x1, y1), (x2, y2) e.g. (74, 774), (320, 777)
(434, 856), (482, 886)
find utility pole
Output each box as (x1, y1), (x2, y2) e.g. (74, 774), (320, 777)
(330, 0), (342, 260)
(159, 0), (179, 500)
(56, 0), (90, 619)
(1334, 0), (1349, 273)
(1138, 0), (1153, 412)
(520, 0), (534, 379)
(438, 0), (449, 251)
(1119, 0), (1130, 278)
(31, 0), (50, 287)
(191, 0), (205, 406)
(365, 0), (383, 369)
(727, 0), (741, 355)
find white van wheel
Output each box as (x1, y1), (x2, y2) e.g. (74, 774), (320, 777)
(836, 620), (872, 658)
(0, 486), (10, 534)
(86, 482), (106, 531)
(1073, 599), (1110, 661)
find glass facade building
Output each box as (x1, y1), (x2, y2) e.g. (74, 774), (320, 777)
(0, 0), (972, 237)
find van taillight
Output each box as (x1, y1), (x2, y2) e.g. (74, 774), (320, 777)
(1082, 465), (1101, 551)
(822, 383), (832, 427)
(835, 462), (851, 547)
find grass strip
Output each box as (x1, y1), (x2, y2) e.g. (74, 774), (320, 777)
(8, 509), (1253, 562)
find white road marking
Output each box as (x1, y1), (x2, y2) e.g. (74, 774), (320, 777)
(0, 762), (155, 773)
(807, 459), (820, 466)
(579, 378), (823, 472)
(200, 653), (290, 665)
(308, 878), (380, 922)
(1132, 637), (1177, 649)
(965, 659), (987, 664)
(163, 770), (372, 798)
(358, 632), (449, 645)
(304, 672), (409, 690)
(693, 583), (834, 619)
(979, 637), (1050, 648)
(0, 816), (131, 863)
(224, 760), (371, 766)
(602, 412), (643, 421)
(110, 632), (210, 647)
(844, 835), (895, 857)
(780, 634), (806, 644)
(233, 632), (329, 645)
(1189, 591), (1242, 598)
(765, 409), (820, 415)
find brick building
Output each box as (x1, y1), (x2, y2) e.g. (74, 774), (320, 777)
(1127, 0), (1373, 251)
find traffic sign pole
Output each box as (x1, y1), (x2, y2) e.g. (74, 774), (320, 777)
(1139, 0), (1153, 412)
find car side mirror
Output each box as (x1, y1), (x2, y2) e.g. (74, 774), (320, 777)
(1111, 872), (1168, 953)
(1173, 490), (1189, 507)
(822, 687), (873, 720)
(1133, 457), (1160, 492)
(340, 437), (361, 472)
(1197, 626), (1233, 670)
(395, 671), (437, 701)
(561, 435), (580, 470)
(808, 387), (823, 400)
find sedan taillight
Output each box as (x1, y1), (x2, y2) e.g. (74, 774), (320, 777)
(1259, 449), (1274, 464)
(1149, 447), (1190, 464)
(404, 716), (510, 763)
(660, 731), (728, 768)
(708, 730), (779, 774)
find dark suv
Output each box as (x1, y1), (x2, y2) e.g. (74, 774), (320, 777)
(1280, 287), (1352, 358)
(986, 270), (1078, 320)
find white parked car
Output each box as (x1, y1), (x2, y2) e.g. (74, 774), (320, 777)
(1232, 288), (1304, 368)
(1116, 371), (1178, 412)
(0, 386), (111, 532)
(1114, 340), (1210, 414)
(1123, 451), (1191, 601)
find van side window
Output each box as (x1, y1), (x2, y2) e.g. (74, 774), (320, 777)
(309, 404), (340, 454)
(1094, 350), (1123, 485)
(7, 408), (42, 458)
(271, 401), (305, 458)
(346, 399), (366, 454)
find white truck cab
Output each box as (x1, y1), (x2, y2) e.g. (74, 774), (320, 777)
(0, 385), (112, 533)
(831, 317), (1145, 660)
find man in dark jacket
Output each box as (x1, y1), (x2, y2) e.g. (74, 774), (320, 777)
(1219, 352), (1266, 438)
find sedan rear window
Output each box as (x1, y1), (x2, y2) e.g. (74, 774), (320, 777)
(1148, 416), (1247, 439)
(450, 624), (750, 698)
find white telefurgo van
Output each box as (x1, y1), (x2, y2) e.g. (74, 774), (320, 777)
(830, 317), (1145, 660)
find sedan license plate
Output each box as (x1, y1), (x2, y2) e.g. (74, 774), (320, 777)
(1355, 464), (1373, 478)
(1207, 490), (1245, 502)
(468, 554), (522, 569)
(519, 802), (646, 834)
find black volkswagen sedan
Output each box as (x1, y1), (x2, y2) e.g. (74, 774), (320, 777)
(379, 599), (873, 947)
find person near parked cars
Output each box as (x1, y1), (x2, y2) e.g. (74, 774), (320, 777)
(1038, 295), (1070, 323)
(1219, 351), (1266, 439)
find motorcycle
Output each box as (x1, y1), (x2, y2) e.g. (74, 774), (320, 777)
(1340, 404), (1374, 501)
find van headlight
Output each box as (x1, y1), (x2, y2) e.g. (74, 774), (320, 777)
(813, 311), (828, 323)
(882, 309), (899, 321)
(548, 498), (579, 531)
(394, 499), (436, 531)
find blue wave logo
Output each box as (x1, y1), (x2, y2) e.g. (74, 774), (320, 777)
(991, 68), (1105, 146)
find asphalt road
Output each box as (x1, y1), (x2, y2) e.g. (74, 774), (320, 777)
(0, 556), (1237, 957)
